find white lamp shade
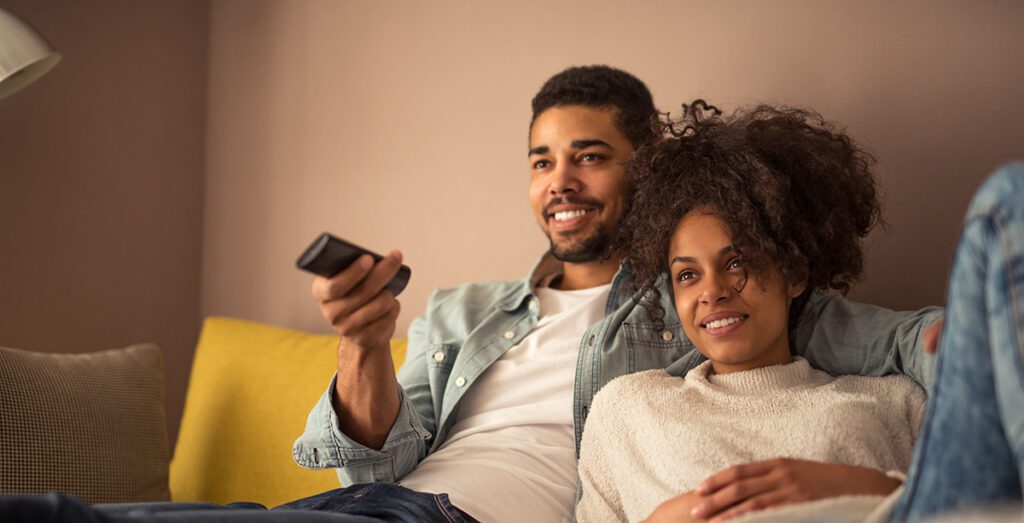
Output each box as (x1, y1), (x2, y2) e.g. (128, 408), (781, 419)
(0, 7), (61, 100)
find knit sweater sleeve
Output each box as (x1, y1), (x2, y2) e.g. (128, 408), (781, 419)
(904, 377), (928, 444)
(576, 378), (631, 523)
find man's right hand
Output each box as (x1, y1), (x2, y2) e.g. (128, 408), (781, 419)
(312, 250), (404, 352)
(310, 249), (405, 450)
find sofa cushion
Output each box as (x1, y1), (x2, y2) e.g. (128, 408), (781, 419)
(170, 316), (407, 507)
(0, 343), (171, 503)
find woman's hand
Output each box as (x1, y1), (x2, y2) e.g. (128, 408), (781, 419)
(689, 458), (902, 522)
(644, 490), (707, 523)
(923, 317), (944, 353)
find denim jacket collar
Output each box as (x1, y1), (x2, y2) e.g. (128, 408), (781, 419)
(496, 252), (634, 313)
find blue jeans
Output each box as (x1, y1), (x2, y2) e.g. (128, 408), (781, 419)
(0, 483), (477, 523)
(891, 163), (1024, 520)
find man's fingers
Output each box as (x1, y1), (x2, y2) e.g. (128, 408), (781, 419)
(311, 254), (375, 301)
(691, 475), (776, 519)
(312, 250), (401, 304)
(381, 297), (401, 330)
(314, 251), (403, 328)
(348, 250), (404, 302)
(342, 298), (401, 350)
(696, 460), (774, 495)
(335, 290), (399, 334)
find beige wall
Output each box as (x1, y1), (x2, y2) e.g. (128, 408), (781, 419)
(203, 0), (1024, 338)
(0, 0), (209, 447)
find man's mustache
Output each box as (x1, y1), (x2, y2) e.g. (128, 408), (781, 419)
(543, 196), (605, 216)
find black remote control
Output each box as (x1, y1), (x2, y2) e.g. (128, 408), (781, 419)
(296, 233), (411, 297)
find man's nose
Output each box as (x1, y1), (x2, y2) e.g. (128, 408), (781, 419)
(549, 161), (583, 195)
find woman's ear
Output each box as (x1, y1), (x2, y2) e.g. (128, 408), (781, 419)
(787, 278), (808, 299)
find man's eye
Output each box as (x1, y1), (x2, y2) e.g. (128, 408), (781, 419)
(532, 159), (551, 169)
(579, 153), (603, 163)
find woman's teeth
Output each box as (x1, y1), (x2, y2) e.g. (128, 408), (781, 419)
(705, 316), (744, 330)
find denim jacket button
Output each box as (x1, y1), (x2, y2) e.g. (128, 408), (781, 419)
(661, 330), (674, 341)
(504, 330), (515, 340)
(433, 351), (445, 362)
(455, 377), (467, 387)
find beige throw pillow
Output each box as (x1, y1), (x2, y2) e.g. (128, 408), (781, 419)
(0, 343), (170, 503)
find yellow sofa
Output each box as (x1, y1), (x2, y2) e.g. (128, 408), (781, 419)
(169, 316), (407, 507)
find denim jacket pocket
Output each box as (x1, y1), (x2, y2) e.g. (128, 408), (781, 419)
(622, 321), (694, 371)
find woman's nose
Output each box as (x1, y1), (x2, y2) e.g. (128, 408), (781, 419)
(699, 273), (733, 304)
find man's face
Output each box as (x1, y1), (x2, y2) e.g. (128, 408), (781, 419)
(528, 106), (634, 263)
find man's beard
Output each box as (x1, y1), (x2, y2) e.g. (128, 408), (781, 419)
(548, 223), (615, 263)
(542, 195), (622, 263)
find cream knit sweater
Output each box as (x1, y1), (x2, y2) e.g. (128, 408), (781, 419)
(577, 357), (926, 523)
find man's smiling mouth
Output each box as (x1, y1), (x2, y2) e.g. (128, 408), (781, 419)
(542, 196), (605, 233)
(552, 209), (594, 222)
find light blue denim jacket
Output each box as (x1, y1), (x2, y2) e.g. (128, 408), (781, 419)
(293, 253), (941, 485)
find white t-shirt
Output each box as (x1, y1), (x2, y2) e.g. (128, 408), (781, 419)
(399, 283), (612, 522)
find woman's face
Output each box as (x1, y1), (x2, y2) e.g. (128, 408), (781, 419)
(668, 210), (805, 374)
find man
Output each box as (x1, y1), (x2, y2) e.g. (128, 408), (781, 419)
(294, 65), (942, 522)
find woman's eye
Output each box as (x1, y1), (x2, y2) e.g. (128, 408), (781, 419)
(676, 270), (697, 283)
(579, 153), (603, 163)
(726, 257), (745, 271)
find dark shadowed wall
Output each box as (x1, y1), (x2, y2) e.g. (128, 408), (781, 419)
(0, 0), (209, 448)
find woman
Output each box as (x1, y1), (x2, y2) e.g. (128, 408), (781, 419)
(576, 102), (1024, 522)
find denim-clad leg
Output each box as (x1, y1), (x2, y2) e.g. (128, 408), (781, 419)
(892, 163), (1024, 521)
(276, 483), (476, 523)
(0, 483), (476, 523)
(0, 493), (377, 523)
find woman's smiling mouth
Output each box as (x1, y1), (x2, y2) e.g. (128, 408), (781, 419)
(701, 314), (749, 335)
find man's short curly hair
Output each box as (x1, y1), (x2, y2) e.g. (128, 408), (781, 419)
(622, 100), (881, 326)
(531, 65), (658, 148)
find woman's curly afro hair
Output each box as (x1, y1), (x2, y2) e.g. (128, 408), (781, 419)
(621, 100), (882, 326)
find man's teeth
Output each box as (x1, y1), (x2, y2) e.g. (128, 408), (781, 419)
(553, 209), (590, 222)
(705, 316), (743, 330)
